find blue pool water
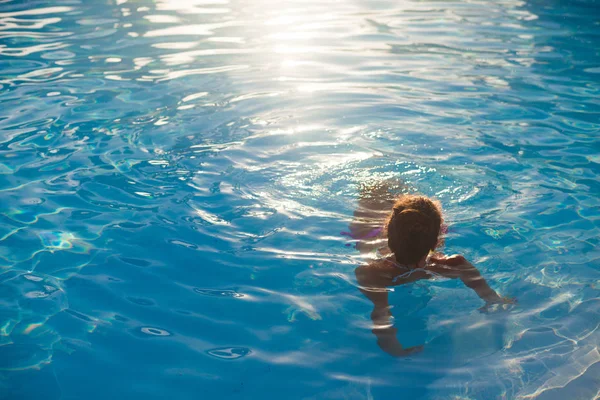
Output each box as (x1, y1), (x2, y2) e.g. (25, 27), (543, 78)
(1, 0), (599, 398)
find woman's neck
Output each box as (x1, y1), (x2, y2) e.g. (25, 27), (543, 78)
(390, 254), (426, 270)
(388, 255), (416, 270)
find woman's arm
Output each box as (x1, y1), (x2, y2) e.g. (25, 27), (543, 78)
(347, 182), (401, 254)
(355, 266), (424, 356)
(429, 255), (515, 305)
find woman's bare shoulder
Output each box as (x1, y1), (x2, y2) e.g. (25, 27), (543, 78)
(355, 258), (399, 286)
(425, 254), (468, 278)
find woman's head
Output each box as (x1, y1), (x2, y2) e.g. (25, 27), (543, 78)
(386, 195), (443, 266)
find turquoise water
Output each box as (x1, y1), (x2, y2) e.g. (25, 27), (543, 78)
(1, 0), (599, 398)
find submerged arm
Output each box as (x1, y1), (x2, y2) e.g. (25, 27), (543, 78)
(429, 255), (514, 305)
(355, 266), (423, 357)
(348, 182), (402, 254)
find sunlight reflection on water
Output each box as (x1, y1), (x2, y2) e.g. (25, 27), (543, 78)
(0, 0), (599, 398)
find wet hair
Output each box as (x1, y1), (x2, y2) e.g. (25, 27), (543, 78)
(385, 195), (443, 266)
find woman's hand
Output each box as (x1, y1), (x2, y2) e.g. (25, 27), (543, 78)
(491, 296), (517, 305)
(479, 296), (517, 313)
(373, 326), (424, 357)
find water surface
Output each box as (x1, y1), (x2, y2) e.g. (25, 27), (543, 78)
(1, 0), (599, 399)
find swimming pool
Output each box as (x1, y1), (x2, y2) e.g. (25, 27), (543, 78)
(1, 0), (599, 398)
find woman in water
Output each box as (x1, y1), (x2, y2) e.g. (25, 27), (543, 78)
(349, 182), (514, 357)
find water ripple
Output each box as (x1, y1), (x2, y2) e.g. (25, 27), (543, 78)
(0, 0), (598, 398)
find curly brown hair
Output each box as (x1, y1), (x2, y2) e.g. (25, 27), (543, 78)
(385, 195), (443, 265)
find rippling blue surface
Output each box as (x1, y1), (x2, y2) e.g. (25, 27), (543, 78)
(1, 0), (599, 398)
